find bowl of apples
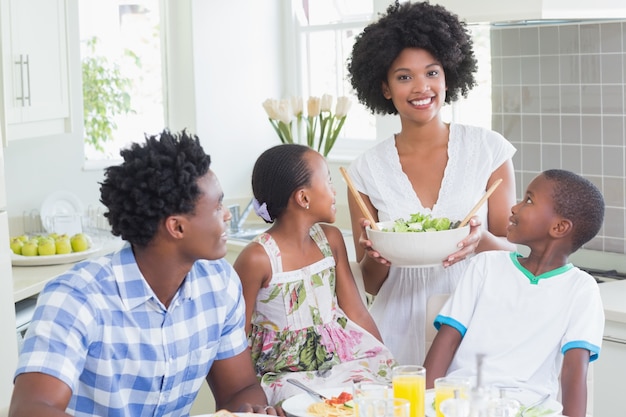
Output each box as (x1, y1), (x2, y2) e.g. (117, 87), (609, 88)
(9, 232), (98, 266)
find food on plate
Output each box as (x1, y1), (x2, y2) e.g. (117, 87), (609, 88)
(70, 232), (92, 252)
(37, 236), (57, 256)
(55, 234), (72, 254)
(9, 237), (24, 255)
(9, 233), (92, 256)
(20, 239), (38, 256)
(515, 406), (556, 417)
(307, 391), (354, 417)
(15, 234), (29, 243)
(381, 213), (460, 233)
(212, 410), (238, 417)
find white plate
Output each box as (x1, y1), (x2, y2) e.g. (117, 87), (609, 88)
(282, 386), (352, 417)
(194, 414), (268, 417)
(11, 245), (101, 266)
(41, 191), (85, 233)
(425, 389), (563, 417)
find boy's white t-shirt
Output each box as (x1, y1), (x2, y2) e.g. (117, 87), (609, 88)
(434, 251), (604, 398)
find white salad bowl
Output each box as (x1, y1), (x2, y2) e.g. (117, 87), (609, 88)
(366, 221), (470, 267)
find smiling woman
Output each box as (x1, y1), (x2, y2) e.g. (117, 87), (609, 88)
(78, 0), (165, 161)
(288, 1), (492, 157)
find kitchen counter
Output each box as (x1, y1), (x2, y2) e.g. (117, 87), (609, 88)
(13, 263), (80, 302)
(12, 238), (124, 303)
(598, 279), (626, 323)
(14, 238), (251, 303)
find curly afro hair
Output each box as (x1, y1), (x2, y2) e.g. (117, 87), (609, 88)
(543, 169), (605, 252)
(347, 1), (478, 115)
(100, 129), (211, 247)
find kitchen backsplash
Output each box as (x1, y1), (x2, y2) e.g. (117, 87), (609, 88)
(490, 20), (626, 254)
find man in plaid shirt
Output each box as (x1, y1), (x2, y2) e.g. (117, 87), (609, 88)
(10, 130), (276, 416)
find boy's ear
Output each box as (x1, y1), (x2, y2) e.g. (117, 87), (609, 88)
(551, 218), (573, 239)
(164, 215), (185, 239)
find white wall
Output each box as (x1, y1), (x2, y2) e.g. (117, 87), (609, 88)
(187, 0), (284, 199)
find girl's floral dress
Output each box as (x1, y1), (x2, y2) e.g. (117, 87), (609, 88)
(248, 223), (396, 405)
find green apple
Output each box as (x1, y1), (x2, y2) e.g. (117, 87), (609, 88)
(21, 240), (39, 256)
(10, 238), (24, 255)
(70, 233), (91, 253)
(16, 234), (29, 243)
(55, 234), (72, 255)
(38, 236), (56, 256)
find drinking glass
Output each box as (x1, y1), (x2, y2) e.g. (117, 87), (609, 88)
(392, 365), (426, 417)
(354, 381), (393, 417)
(434, 377), (471, 417)
(354, 381), (393, 399)
(356, 397), (411, 417)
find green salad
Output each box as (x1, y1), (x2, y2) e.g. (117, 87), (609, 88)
(516, 407), (555, 417)
(382, 212), (460, 232)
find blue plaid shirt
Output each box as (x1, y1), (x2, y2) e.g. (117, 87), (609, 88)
(16, 244), (248, 417)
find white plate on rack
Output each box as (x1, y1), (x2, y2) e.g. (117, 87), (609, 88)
(11, 245), (101, 266)
(41, 191), (84, 233)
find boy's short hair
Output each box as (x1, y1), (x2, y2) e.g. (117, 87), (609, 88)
(544, 169), (604, 251)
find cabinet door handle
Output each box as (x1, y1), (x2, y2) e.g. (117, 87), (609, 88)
(603, 335), (626, 345)
(14, 54), (25, 106)
(24, 54), (31, 106)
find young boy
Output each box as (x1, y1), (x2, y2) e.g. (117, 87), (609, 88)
(10, 130), (275, 416)
(423, 169), (605, 417)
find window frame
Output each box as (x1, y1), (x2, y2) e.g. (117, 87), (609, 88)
(285, 1), (382, 160)
(80, 0), (167, 169)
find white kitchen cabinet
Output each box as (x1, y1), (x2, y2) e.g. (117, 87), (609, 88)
(594, 320), (626, 417)
(0, 131), (18, 409)
(0, 0), (70, 144)
(432, 0), (626, 22)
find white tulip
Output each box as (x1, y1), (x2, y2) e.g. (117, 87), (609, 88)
(320, 94), (333, 112)
(307, 96), (321, 118)
(276, 98), (293, 125)
(291, 96), (303, 117)
(335, 96), (352, 118)
(262, 99), (280, 120)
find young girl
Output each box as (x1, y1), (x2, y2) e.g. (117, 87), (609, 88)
(233, 144), (395, 406)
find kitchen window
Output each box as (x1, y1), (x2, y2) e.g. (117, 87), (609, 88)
(290, 0), (377, 155)
(78, 0), (165, 163)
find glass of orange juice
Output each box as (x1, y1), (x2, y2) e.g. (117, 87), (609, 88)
(392, 365), (425, 417)
(434, 377), (471, 417)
